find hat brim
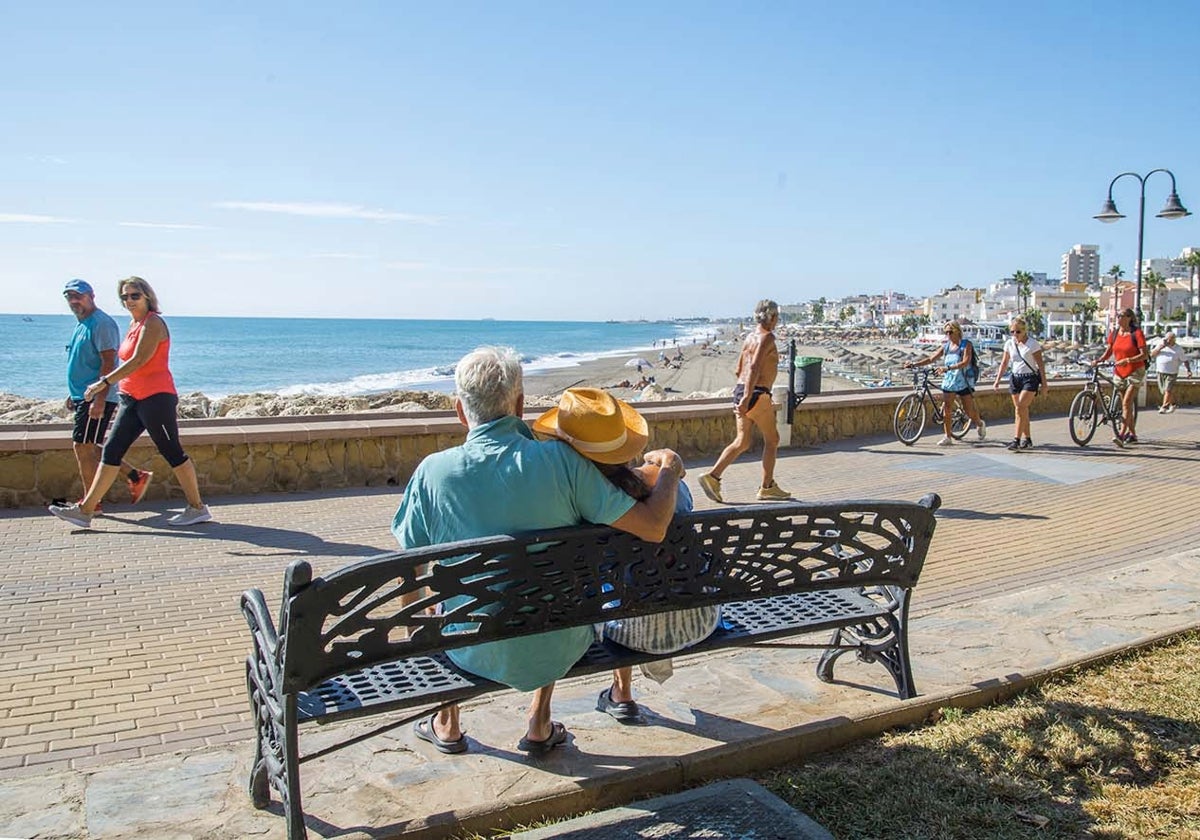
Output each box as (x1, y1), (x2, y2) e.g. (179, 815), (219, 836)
(532, 400), (648, 465)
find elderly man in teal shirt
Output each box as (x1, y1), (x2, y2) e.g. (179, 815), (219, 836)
(392, 346), (683, 755)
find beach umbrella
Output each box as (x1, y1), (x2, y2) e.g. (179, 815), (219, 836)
(626, 357), (652, 368)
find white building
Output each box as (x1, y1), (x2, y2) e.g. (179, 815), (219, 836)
(925, 285), (983, 322)
(1061, 244), (1101, 287)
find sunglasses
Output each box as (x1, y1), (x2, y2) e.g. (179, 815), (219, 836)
(120, 292), (144, 302)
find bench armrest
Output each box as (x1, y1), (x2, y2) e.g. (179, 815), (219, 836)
(241, 588), (280, 663)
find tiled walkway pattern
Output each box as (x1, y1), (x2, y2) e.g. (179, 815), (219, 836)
(2, 407), (1197, 779)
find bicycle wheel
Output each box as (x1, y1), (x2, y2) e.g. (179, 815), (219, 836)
(893, 393), (926, 445)
(950, 407), (970, 439)
(1068, 390), (1099, 446)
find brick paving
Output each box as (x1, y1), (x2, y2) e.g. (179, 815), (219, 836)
(1, 406), (1197, 780)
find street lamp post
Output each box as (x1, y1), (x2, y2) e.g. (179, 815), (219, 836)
(1093, 169), (1191, 322)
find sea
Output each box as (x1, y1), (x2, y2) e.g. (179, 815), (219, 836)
(0, 314), (711, 401)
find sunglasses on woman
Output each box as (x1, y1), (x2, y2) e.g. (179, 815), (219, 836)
(120, 292), (143, 301)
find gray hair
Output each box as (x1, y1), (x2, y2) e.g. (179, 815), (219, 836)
(454, 346), (524, 425)
(754, 299), (779, 326)
(1165, 331), (1177, 341)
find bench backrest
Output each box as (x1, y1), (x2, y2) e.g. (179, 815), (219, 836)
(277, 494), (940, 693)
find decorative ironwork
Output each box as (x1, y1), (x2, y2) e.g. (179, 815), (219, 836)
(240, 494), (939, 839)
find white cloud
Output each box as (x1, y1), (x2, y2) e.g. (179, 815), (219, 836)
(310, 252), (369, 260)
(385, 261), (432, 271)
(0, 213), (75, 223)
(25, 155), (67, 165)
(119, 221), (212, 230)
(215, 201), (440, 224)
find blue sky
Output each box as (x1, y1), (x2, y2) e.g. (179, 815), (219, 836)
(3, 1), (1198, 320)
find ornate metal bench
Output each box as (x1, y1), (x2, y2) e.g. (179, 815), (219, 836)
(241, 493), (940, 839)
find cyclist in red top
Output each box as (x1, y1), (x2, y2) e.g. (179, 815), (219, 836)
(1091, 308), (1147, 445)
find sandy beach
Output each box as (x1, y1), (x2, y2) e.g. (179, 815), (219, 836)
(0, 330), (958, 422)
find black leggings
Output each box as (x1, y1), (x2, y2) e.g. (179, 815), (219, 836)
(101, 392), (189, 468)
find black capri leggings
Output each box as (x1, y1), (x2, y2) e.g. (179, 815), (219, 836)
(101, 392), (189, 468)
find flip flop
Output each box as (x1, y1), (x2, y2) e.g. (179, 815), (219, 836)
(516, 721), (569, 755)
(596, 687), (644, 724)
(412, 713), (468, 754)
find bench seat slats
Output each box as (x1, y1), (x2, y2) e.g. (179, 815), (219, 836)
(300, 587), (889, 724)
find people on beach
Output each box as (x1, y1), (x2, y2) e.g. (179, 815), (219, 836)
(699, 299), (791, 503)
(904, 321), (986, 447)
(1091, 308), (1147, 445)
(531, 388), (718, 724)
(60, 279), (153, 509)
(392, 348), (684, 755)
(992, 317), (1046, 451)
(1150, 331), (1191, 413)
(49, 277), (211, 529)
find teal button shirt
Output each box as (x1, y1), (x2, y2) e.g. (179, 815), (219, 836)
(392, 414), (637, 692)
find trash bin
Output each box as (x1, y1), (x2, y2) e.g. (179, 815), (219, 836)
(795, 356), (823, 395)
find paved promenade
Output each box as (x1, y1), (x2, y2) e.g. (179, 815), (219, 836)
(2, 407), (1199, 838)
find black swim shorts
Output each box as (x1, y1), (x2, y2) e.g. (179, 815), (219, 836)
(1010, 372), (1041, 394)
(733, 383), (772, 410)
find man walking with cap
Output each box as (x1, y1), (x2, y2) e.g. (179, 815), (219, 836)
(62, 279), (152, 507)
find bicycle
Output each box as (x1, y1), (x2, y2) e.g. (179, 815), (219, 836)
(1067, 364), (1138, 447)
(893, 367), (970, 445)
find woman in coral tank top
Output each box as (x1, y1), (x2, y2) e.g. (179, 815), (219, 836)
(49, 277), (211, 530)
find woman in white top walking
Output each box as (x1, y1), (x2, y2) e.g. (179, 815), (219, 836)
(992, 317), (1047, 451)
(1150, 331), (1191, 413)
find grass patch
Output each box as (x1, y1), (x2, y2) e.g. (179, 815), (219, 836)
(763, 631), (1200, 839)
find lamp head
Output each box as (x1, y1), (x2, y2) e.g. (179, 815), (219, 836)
(1156, 191), (1191, 220)
(1094, 198), (1124, 223)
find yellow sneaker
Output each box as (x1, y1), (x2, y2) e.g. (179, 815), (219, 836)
(756, 481), (792, 501)
(698, 473), (723, 503)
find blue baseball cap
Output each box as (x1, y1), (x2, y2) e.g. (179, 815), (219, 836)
(63, 278), (94, 296)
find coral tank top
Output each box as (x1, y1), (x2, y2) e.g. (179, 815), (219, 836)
(118, 316), (176, 399)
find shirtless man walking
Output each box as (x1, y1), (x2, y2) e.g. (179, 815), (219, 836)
(699, 299), (791, 502)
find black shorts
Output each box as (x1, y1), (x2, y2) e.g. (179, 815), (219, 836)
(71, 399), (117, 445)
(941, 386), (975, 397)
(1010, 372), (1041, 394)
(733, 383), (772, 410)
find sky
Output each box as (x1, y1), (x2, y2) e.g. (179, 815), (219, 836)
(2, 1), (1199, 321)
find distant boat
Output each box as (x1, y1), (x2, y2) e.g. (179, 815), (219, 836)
(21, 316), (33, 322)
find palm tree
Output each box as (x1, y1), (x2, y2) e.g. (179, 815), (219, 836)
(1071, 297), (1100, 344)
(1013, 270), (1033, 315)
(1106, 264), (1125, 319)
(1182, 251), (1200, 337)
(1143, 269), (1166, 328)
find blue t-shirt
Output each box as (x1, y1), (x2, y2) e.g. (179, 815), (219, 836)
(66, 309), (121, 403)
(392, 414), (638, 691)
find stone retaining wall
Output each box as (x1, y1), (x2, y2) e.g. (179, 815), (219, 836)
(2, 380), (1195, 509)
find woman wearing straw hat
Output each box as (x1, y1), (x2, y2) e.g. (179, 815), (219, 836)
(534, 388), (718, 724)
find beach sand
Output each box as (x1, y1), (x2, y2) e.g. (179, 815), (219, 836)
(0, 331), (906, 422)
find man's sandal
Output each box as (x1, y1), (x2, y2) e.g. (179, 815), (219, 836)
(412, 713), (468, 754)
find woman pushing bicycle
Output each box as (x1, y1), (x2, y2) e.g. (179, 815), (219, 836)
(992, 317), (1047, 451)
(1091, 307), (1148, 445)
(904, 321), (985, 446)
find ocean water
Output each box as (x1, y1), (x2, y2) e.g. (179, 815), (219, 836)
(0, 314), (709, 400)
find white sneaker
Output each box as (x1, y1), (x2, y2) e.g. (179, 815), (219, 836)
(1159, 406), (1168, 414)
(756, 481), (792, 501)
(976, 419), (987, 440)
(1167, 405), (1177, 413)
(168, 504), (213, 526)
(49, 503), (94, 529)
(937, 435), (954, 446)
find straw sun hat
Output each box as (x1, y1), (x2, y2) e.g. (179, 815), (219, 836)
(532, 388), (648, 465)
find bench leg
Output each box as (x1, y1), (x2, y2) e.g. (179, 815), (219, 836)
(245, 659), (309, 839)
(816, 590), (916, 700)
